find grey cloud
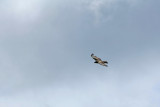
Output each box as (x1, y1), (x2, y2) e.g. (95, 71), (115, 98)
(0, 0), (160, 107)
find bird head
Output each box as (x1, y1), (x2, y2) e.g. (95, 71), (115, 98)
(91, 53), (94, 56)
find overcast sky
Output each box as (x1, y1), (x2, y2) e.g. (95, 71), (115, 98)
(0, 0), (160, 107)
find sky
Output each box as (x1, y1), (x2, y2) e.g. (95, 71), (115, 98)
(0, 0), (160, 107)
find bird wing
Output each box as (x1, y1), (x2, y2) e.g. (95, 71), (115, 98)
(99, 61), (108, 67)
(103, 61), (108, 64)
(91, 54), (101, 61)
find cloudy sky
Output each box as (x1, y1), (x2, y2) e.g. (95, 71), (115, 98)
(0, 0), (160, 107)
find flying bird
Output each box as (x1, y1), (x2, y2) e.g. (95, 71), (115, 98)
(91, 53), (108, 67)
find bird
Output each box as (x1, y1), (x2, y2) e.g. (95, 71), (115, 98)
(91, 53), (108, 67)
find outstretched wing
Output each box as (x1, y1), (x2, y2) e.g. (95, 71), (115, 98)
(103, 61), (108, 64)
(91, 53), (101, 61)
(99, 62), (108, 67)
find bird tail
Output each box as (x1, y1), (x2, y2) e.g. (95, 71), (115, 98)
(104, 65), (108, 67)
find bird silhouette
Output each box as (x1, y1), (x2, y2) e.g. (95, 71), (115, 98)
(91, 53), (108, 67)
